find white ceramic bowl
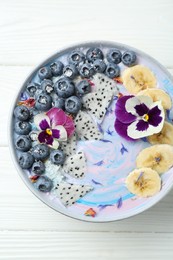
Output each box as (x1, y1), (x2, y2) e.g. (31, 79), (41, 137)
(9, 41), (173, 222)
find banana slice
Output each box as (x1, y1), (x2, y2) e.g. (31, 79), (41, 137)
(122, 65), (157, 94)
(136, 144), (173, 174)
(147, 122), (173, 145)
(138, 89), (172, 110)
(126, 167), (161, 197)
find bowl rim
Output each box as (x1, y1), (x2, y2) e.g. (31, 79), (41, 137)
(8, 40), (173, 223)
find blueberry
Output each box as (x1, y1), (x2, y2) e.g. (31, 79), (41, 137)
(15, 135), (32, 152)
(93, 59), (106, 73)
(65, 96), (81, 114)
(86, 47), (103, 62)
(32, 144), (49, 160)
(38, 66), (52, 80)
(79, 63), (95, 78)
(32, 161), (45, 175)
(54, 77), (75, 98)
(63, 64), (78, 79)
(53, 97), (65, 109)
(122, 51), (137, 67)
(14, 105), (30, 121)
(50, 150), (65, 165)
(105, 63), (120, 78)
(107, 49), (122, 64)
(35, 176), (53, 192)
(76, 80), (91, 96)
(50, 61), (64, 76)
(18, 152), (34, 169)
(35, 93), (52, 111)
(26, 82), (38, 96)
(29, 108), (38, 117)
(68, 50), (85, 66)
(41, 79), (54, 94)
(14, 121), (31, 135)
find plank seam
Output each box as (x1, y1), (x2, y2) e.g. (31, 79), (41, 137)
(0, 230), (173, 233)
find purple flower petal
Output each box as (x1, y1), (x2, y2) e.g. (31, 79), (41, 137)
(34, 113), (50, 130)
(114, 119), (135, 141)
(136, 120), (149, 131)
(53, 125), (67, 141)
(46, 135), (54, 145)
(115, 96), (136, 124)
(38, 131), (53, 145)
(52, 129), (60, 139)
(117, 196), (123, 209)
(39, 119), (50, 130)
(93, 160), (104, 166)
(46, 107), (66, 127)
(148, 106), (162, 127)
(38, 131), (47, 143)
(63, 115), (75, 137)
(149, 115), (163, 127)
(134, 103), (149, 116)
(149, 105), (161, 117)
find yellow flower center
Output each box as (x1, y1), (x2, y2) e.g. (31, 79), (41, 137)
(143, 114), (149, 121)
(46, 128), (52, 135)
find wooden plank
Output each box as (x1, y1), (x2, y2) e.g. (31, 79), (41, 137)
(1, 146), (173, 232)
(1, 67), (173, 147)
(0, 231), (173, 259)
(0, 66), (33, 146)
(0, 0), (173, 66)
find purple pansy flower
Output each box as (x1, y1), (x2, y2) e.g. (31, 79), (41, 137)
(114, 95), (165, 140)
(34, 108), (75, 149)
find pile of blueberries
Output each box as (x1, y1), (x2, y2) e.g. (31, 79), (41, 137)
(13, 47), (136, 192)
(26, 47), (136, 113)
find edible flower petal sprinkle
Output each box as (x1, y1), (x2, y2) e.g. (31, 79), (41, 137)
(84, 208), (96, 217)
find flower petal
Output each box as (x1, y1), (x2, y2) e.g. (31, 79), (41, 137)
(46, 107), (66, 127)
(34, 113), (50, 130)
(38, 131), (53, 145)
(53, 125), (67, 141)
(52, 129), (60, 139)
(63, 115), (75, 137)
(125, 96), (153, 116)
(39, 119), (50, 130)
(46, 135), (54, 145)
(127, 114), (164, 140)
(51, 139), (59, 149)
(114, 119), (135, 141)
(136, 120), (149, 131)
(137, 95), (153, 107)
(134, 103), (149, 116)
(148, 103), (163, 127)
(115, 96), (136, 123)
(38, 131), (46, 143)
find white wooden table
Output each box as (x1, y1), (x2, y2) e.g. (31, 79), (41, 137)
(1, 0), (173, 259)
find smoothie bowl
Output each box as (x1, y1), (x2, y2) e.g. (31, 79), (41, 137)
(9, 41), (173, 222)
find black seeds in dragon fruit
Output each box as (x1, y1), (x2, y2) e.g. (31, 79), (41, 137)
(63, 151), (86, 179)
(74, 111), (103, 141)
(60, 133), (77, 158)
(82, 91), (113, 122)
(92, 73), (119, 95)
(54, 182), (93, 206)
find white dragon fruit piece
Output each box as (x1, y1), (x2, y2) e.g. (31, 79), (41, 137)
(54, 182), (93, 206)
(74, 111), (103, 140)
(60, 132), (77, 158)
(82, 90), (113, 121)
(63, 151), (86, 179)
(92, 73), (118, 94)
